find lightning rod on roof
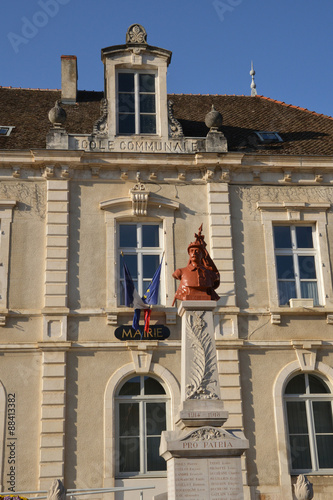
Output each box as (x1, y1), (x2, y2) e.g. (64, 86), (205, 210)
(250, 61), (257, 97)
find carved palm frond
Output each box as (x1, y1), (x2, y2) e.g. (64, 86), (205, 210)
(186, 312), (218, 399)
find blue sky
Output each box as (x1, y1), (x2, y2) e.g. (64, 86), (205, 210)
(1, 0), (332, 117)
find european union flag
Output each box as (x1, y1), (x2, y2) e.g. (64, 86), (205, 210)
(143, 256), (164, 306)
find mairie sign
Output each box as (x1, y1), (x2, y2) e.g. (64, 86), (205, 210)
(115, 325), (170, 341)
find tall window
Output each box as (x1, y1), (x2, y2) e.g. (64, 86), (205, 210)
(117, 71), (156, 135)
(285, 373), (333, 473)
(116, 375), (168, 476)
(119, 223), (163, 305)
(274, 225), (320, 306)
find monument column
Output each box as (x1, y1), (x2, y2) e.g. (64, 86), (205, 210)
(160, 226), (248, 500)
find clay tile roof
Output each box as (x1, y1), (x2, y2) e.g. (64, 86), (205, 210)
(1, 87), (333, 155)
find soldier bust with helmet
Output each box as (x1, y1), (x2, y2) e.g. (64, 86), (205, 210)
(172, 224), (220, 304)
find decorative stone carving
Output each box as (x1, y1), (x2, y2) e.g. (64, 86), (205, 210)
(48, 101), (67, 128)
(283, 170), (292, 182)
(205, 105), (223, 130)
(47, 479), (66, 500)
(12, 166), (20, 178)
(184, 427), (228, 441)
(186, 311), (219, 400)
(120, 170), (128, 180)
(168, 100), (184, 138)
(221, 168), (230, 182)
(93, 98), (108, 136)
(178, 169), (186, 181)
(271, 314), (281, 325)
(149, 171), (157, 181)
(61, 165), (70, 178)
(126, 24), (147, 45)
(130, 172), (149, 215)
(91, 167), (100, 178)
(294, 474), (313, 500)
(43, 166), (54, 179)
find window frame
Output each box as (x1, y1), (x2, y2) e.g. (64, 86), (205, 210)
(274, 224), (321, 306)
(284, 372), (333, 475)
(118, 222), (164, 306)
(115, 374), (169, 478)
(258, 203), (333, 309)
(116, 69), (158, 136)
(0, 126), (15, 137)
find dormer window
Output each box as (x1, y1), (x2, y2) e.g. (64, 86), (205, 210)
(117, 71), (156, 135)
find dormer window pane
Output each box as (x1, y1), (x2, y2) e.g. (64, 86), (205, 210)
(117, 71), (156, 135)
(119, 114), (135, 134)
(118, 73), (135, 92)
(140, 115), (156, 134)
(139, 74), (155, 93)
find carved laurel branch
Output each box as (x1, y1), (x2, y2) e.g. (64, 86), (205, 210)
(186, 311), (219, 400)
(184, 428), (227, 441)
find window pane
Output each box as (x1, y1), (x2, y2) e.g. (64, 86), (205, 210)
(118, 73), (134, 92)
(287, 401), (308, 434)
(119, 377), (141, 396)
(140, 94), (156, 113)
(278, 281), (296, 306)
(142, 225), (159, 247)
(121, 254), (137, 279)
(118, 93), (135, 112)
(139, 74), (155, 93)
(144, 377), (166, 395)
(296, 227), (313, 248)
(276, 256), (295, 279)
(316, 435), (333, 468)
(120, 225), (137, 247)
(146, 403), (166, 435)
(119, 114), (135, 134)
(313, 402), (333, 433)
(300, 282), (319, 305)
(298, 256), (316, 280)
(285, 374), (306, 395)
(140, 114), (156, 134)
(289, 435), (312, 470)
(143, 255), (159, 280)
(119, 403), (139, 435)
(119, 437), (140, 472)
(309, 375), (330, 394)
(274, 226), (292, 249)
(147, 437), (166, 471)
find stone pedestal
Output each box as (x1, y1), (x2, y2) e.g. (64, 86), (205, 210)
(159, 301), (248, 500)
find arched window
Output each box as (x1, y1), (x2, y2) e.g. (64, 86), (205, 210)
(115, 375), (168, 476)
(284, 373), (333, 473)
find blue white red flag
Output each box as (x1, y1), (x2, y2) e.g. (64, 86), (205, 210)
(122, 255), (163, 333)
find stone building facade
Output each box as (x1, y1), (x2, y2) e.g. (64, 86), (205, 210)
(1, 24), (333, 499)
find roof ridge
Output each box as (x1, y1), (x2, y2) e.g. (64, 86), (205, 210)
(0, 86), (103, 93)
(255, 95), (333, 121)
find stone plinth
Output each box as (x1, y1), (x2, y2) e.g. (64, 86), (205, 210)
(160, 427), (248, 500)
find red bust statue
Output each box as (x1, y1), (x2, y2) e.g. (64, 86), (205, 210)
(172, 224), (220, 304)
